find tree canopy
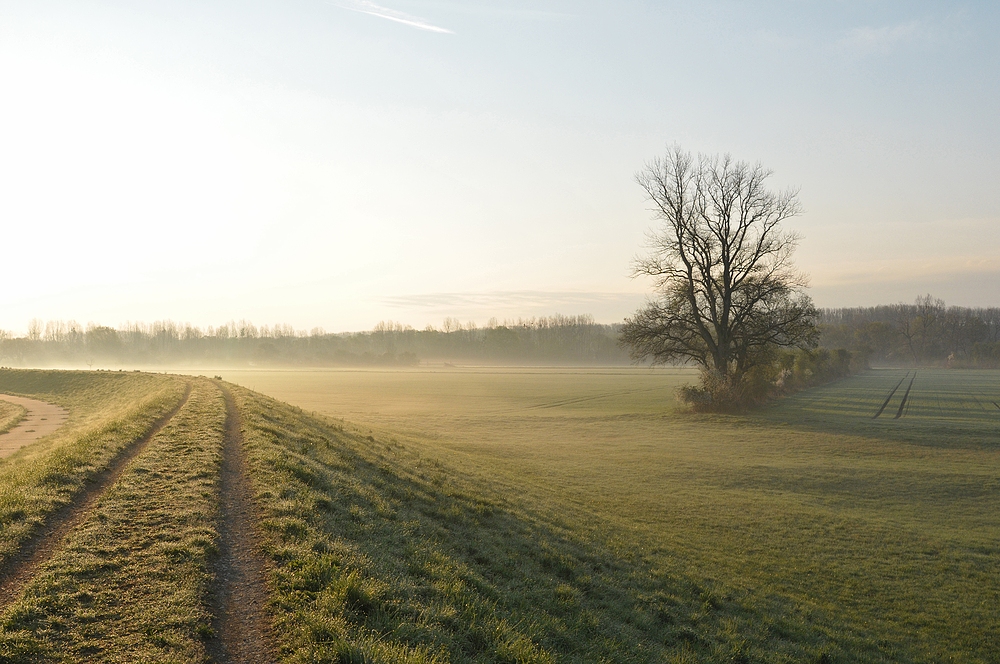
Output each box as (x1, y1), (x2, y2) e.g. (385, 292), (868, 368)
(621, 146), (818, 396)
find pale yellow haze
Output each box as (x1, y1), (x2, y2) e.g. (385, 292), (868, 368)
(1, 3), (998, 333)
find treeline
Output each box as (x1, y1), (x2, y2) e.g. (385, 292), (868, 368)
(819, 295), (1000, 368)
(5, 298), (998, 369)
(0, 315), (629, 367)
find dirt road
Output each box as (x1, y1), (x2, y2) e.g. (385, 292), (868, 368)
(0, 394), (70, 458)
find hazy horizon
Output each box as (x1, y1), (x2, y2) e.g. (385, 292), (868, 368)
(3, 1), (998, 333)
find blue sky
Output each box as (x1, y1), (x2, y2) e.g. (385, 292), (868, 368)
(1, 1), (997, 332)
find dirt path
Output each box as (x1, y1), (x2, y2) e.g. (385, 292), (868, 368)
(209, 384), (276, 664)
(0, 394), (70, 458)
(0, 384), (192, 610)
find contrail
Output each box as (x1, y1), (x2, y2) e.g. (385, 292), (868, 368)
(336, 1), (454, 34)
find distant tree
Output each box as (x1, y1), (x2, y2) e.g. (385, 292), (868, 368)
(27, 319), (42, 342)
(85, 325), (122, 359)
(621, 146), (818, 405)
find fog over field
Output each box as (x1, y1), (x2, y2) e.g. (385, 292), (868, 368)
(2, 2), (999, 333)
(2, 4), (1000, 662)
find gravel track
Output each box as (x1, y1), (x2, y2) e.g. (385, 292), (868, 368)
(0, 394), (69, 458)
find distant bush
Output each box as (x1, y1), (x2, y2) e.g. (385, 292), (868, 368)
(964, 341), (1000, 369)
(678, 347), (864, 412)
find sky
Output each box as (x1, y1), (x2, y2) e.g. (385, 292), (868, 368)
(1, 1), (998, 334)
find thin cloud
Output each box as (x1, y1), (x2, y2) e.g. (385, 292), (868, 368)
(840, 19), (925, 55)
(336, 1), (454, 34)
(422, 3), (575, 22)
(382, 290), (643, 308)
(379, 291), (647, 325)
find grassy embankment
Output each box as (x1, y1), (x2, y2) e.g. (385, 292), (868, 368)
(0, 378), (224, 661)
(0, 402), (26, 435)
(0, 366), (994, 661)
(0, 370), (187, 568)
(226, 367), (1000, 663)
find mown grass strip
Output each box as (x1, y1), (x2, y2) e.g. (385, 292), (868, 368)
(232, 385), (563, 662)
(0, 372), (188, 581)
(0, 379), (225, 662)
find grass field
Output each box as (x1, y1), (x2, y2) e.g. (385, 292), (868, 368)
(0, 401), (26, 435)
(0, 371), (188, 568)
(0, 367), (996, 661)
(223, 366), (1000, 662)
(0, 379), (224, 661)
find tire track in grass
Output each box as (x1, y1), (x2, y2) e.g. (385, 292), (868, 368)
(872, 372), (909, 419)
(525, 386), (664, 410)
(894, 373), (917, 420)
(208, 384), (276, 664)
(0, 382), (192, 610)
(971, 392), (1000, 414)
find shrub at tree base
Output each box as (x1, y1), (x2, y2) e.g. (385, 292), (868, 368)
(622, 145), (825, 411)
(678, 347), (864, 412)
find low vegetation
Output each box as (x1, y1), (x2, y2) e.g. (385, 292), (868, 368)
(0, 402), (26, 435)
(234, 367), (1000, 662)
(0, 370), (186, 568)
(235, 383), (816, 662)
(0, 367), (995, 661)
(820, 295), (1000, 367)
(678, 346), (865, 411)
(0, 379), (224, 661)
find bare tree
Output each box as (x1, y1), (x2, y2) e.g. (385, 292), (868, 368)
(621, 146), (817, 395)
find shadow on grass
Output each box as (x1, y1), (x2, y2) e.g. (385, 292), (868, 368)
(236, 388), (892, 664)
(752, 369), (1000, 450)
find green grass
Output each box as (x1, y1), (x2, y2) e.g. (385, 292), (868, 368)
(226, 367), (1000, 662)
(0, 401), (26, 435)
(0, 366), (995, 661)
(0, 370), (187, 568)
(0, 378), (223, 662)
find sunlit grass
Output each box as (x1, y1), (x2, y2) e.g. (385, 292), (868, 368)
(0, 370), (187, 568)
(230, 366), (1000, 662)
(0, 402), (26, 435)
(0, 366), (994, 660)
(0, 378), (223, 661)
(235, 383), (811, 662)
